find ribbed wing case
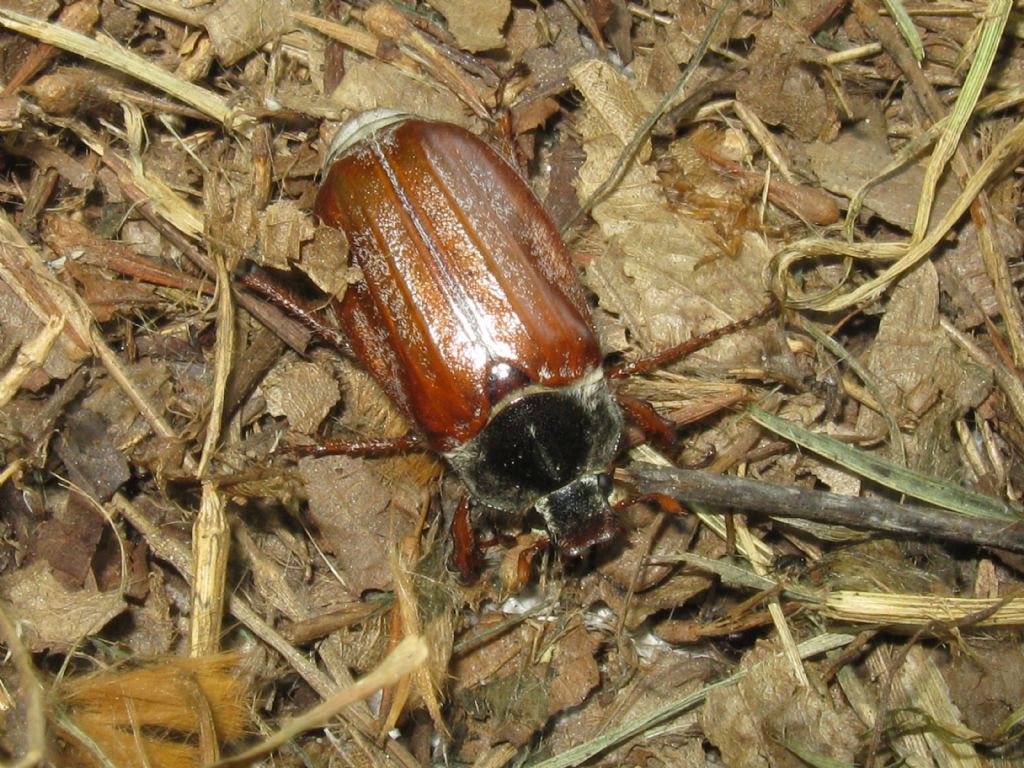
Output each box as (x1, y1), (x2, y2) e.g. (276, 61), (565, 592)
(315, 119), (603, 451)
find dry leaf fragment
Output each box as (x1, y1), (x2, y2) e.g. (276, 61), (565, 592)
(702, 639), (861, 768)
(117, 569), (176, 657)
(934, 220), (1018, 326)
(258, 200), (316, 271)
(0, 313), (64, 405)
(452, 614), (600, 748)
(515, 4), (591, 94)
(299, 226), (356, 298)
(28, 490), (106, 589)
(572, 59), (776, 372)
(0, 274), (82, 389)
(427, 0), (510, 52)
(203, 0), (292, 65)
(856, 262), (991, 472)
(328, 58), (468, 124)
(736, 20), (838, 142)
(53, 406), (132, 501)
(298, 454), (419, 593)
(545, 648), (714, 759)
(260, 357), (341, 434)
(806, 124), (960, 232)
(0, 560), (125, 652)
(942, 639), (1024, 737)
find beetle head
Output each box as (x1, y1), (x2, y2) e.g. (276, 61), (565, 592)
(534, 472), (621, 557)
(445, 369), (623, 555)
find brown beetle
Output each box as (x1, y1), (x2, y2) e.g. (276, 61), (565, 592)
(249, 110), (772, 562)
(314, 111), (622, 556)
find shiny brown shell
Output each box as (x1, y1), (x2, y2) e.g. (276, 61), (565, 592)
(314, 117), (603, 451)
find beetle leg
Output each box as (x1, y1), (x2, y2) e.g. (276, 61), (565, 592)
(606, 298), (778, 379)
(505, 534), (547, 592)
(289, 431), (423, 458)
(450, 496), (480, 583)
(617, 393), (677, 450)
(613, 492), (685, 517)
(242, 269), (352, 355)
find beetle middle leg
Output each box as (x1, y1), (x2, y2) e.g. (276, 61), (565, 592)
(244, 269), (426, 460)
(611, 299), (777, 452)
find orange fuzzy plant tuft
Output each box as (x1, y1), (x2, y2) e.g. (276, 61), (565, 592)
(53, 653), (250, 768)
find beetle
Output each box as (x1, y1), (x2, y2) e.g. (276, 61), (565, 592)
(248, 109), (773, 564)
(312, 109), (623, 557)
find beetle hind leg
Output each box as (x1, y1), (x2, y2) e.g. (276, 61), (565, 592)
(288, 431), (424, 458)
(242, 268), (352, 355)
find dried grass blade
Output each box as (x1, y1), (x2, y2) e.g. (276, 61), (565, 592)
(879, 0), (924, 60)
(0, 7), (236, 127)
(771, 0), (1023, 314)
(822, 590), (1024, 628)
(748, 408), (1020, 521)
(660, 551), (821, 603)
(197, 254), (235, 477)
(210, 636), (428, 768)
(190, 483), (230, 657)
(911, 0), (1012, 238)
(0, 314), (64, 408)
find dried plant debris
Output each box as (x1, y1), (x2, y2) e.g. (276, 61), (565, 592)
(702, 639), (862, 768)
(1, 0), (1024, 765)
(452, 611), (601, 752)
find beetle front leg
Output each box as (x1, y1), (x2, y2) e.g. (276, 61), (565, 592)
(450, 496), (480, 583)
(617, 393), (678, 450)
(613, 492), (685, 517)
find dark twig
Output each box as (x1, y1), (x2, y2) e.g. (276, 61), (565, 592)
(624, 462), (1024, 553)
